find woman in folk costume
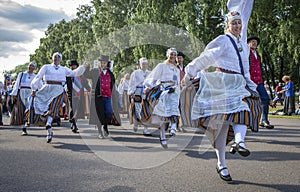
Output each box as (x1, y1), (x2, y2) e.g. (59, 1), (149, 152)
(4, 75), (14, 117)
(10, 62), (40, 135)
(28, 52), (89, 143)
(183, 0), (261, 182)
(66, 60), (91, 133)
(0, 81), (4, 126)
(128, 57), (152, 136)
(119, 73), (130, 114)
(84, 55), (121, 138)
(144, 48), (181, 148)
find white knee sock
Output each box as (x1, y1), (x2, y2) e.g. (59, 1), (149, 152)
(234, 124), (247, 148)
(171, 123), (176, 131)
(160, 125), (166, 140)
(47, 128), (53, 135)
(133, 119), (138, 127)
(214, 125), (229, 175)
(46, 116), (53, 126)
(143, 126), (149, 133)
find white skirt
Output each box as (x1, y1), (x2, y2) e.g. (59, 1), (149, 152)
(33, 84), (64, 115)
(191, 71), (250, 120)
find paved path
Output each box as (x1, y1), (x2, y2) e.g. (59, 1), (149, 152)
(0, 116), (299, 192)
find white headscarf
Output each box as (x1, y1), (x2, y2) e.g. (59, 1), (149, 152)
(224, 11), (242, 29)
(28, 62), (37, 69)
(52, 52), (63, 60)
(139, 57), (148, 66)
(166, 48), (177, 57)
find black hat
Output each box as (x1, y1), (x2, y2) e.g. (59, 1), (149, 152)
(69, 60), (79, 67)
(177, 51), (185, 58)
(98, 55), (109, 62)
(247, 36), (260, 45)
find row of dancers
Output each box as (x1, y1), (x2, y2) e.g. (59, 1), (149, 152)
(5, 4), (265, 182)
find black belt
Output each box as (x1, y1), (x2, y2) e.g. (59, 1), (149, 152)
(20, 86), (31, 89)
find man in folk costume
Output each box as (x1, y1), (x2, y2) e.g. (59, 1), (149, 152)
(28, 52), (89, 143)
(10, 62), (40, 135)
(176, 51), (188, 132)
(144, 48), (181, 148)
(66, 60), (91, 133)
(248, 35), (274, 129)
(128, 57), (152, 136)
(176, 51), (186, 85)
(84, 55), (121, 138)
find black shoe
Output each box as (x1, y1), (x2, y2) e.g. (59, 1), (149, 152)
(260, 121), (274, 129)
(71, 123), (79, 133)
(72, 127), (79, 133)
(216, 167), (232, 182)
(265, 124), (274, 129)
(143, 131), (152, 137)
(229, 142), (250, 157)
(22, 128), (28, 136)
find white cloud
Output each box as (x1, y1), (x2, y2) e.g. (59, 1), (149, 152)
(0, 42), (27, 57)
(0, 0), (87, 80)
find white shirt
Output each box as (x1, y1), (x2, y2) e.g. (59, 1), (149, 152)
(128, 69), (151, 95)
(11, 71), (36, 96)
(31, 63), (86, 91)
(185, 33), (257, 91)
(144, 62), (180, 89)
(252, 50), (258, 59)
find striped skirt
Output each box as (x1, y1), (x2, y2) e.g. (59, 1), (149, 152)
(136, 85), (179, 127)
(180, 78), (261, 146)
(27, 92), (68, 126)
(129, 100), (142, 124)
(10, 93), (27, 125)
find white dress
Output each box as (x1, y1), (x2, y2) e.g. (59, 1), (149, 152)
(144, 62), (180, 117)
(185, 33), (257, 119)
(30, 63), (86, 115)
(128, 69), (151, 119)
(11, 71), (38, 107)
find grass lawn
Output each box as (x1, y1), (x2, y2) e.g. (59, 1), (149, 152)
(269, 105), (300, 119)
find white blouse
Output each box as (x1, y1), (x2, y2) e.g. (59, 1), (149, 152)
(185, 33), (257, 91)
(128, 69), (151, 95)
(31, 63), (86, 91)
(144, 62), (180, 89)
(11, 71), (36, 96)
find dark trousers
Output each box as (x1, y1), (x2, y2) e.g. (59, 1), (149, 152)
(102, 97), (113, 127)
(256, 84), (270, 123)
